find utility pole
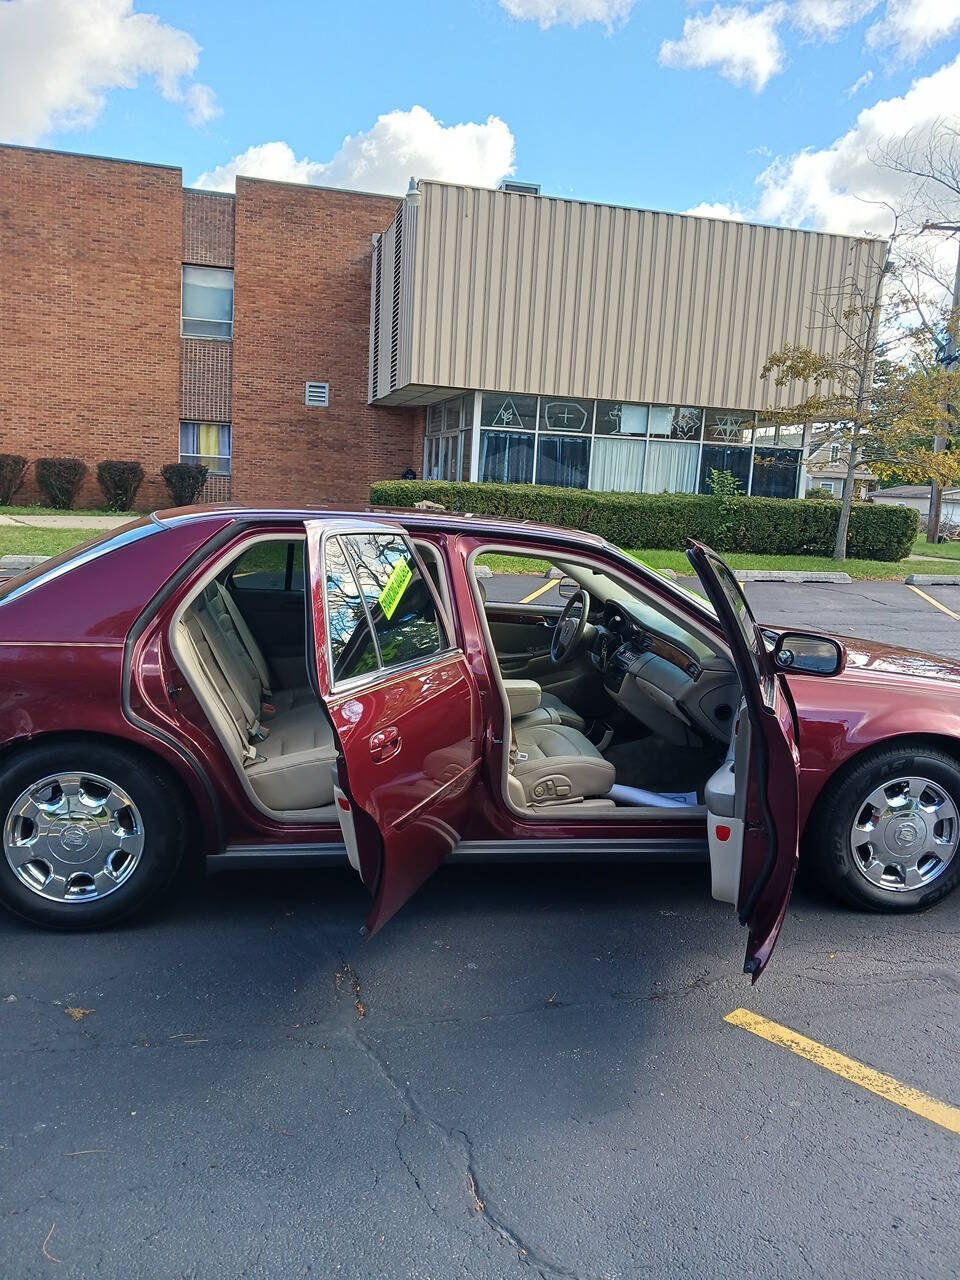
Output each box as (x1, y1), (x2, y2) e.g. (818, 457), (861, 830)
(924, 223), (960, 545)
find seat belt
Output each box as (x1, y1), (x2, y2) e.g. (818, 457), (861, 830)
(215, 582), (273, 694)
(181, 625), (260, 766)
(194, 605), (265, 739)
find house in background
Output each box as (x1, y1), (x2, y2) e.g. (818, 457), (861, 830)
(804, 432), (876, 499)
(869, 484), (960, 526)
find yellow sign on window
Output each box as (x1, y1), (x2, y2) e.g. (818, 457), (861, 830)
(378, 559), (412, 620)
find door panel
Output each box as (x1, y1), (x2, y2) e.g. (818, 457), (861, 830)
(484, 603), (594, 706)
(687, 541), (800, 981)
(306, 521), (483, 935)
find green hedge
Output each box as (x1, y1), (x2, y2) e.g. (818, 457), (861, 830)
(370, 479), (919, 561)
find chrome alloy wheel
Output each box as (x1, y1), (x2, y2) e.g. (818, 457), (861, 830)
(850, 775), (960, 894)
(3, 772), (145, 903)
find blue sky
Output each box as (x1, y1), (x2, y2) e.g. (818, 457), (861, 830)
(2, 0), (960, 235)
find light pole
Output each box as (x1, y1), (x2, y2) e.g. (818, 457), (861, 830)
(923, 222), (960, 545)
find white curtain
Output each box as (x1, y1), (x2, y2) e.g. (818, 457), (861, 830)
(643, 442), (698, 493)
(590, 438), (646, 492)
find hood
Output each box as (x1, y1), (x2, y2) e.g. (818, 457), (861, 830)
(834, 634), (960, 688)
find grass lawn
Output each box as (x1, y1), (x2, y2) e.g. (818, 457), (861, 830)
(479, 548), (911, 580)
(0, 528), (101, 558)
(0, 528), (912, 581)
(911, 534), (960, 562)
(0, 504), (134, 517)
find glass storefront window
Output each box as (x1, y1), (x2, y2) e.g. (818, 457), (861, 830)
(704, 409), (753, 444)
(591, 438), (646, 491)
(595, 401), (648, 436)
(480, 392), (536, 432)
(536, 435), (590, 488)
(648, 405), (703, 440)
(538, 397), (593, 434)
(479, 430), (534, 483)
(753, 422), (778, 446)
(426, 404), (443, 435)
(752, 447), (800, 498)
(644, 441), (699, 492)
(777, 423), (805, 449)
(699, 444), (751, 493)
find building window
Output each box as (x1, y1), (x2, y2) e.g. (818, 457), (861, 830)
(423, 394), (473, 482)
(819, 481), (835, 494)
(468, 391), (802, 498)
(181, 265), (234, 340)
(179, 421), (231, 474)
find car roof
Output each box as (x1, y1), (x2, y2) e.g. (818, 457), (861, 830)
(151, 503), (610, 548)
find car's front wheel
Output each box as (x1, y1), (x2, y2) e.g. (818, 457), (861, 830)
(0, 739), (186, 929)
(809, 741), (960, 911)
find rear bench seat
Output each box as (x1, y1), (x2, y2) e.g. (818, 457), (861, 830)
(176, 580), (337, 815)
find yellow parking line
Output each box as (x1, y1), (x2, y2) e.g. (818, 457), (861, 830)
(907, 583), (960, 621)
(725, 1008), (960, 1135)
(519, 579), (558, 605)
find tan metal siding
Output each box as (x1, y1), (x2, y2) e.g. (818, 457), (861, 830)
(401, 182), (885, 412)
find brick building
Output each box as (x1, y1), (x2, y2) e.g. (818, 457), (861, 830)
(0, 143), (886, 510)
(0, 144), (422, 510)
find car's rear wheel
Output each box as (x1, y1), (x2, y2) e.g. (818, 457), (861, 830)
(809, 742), (960, 911)
(0, 740), (185, 929)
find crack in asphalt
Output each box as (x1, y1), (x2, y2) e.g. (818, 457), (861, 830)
(348, 1022), (610, 1280)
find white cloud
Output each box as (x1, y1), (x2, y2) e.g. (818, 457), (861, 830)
(194, 106), (516, 196)
(658, 4), (788, 92)
(683, 201), (747, 220)
(498, 0), (635, 29)
(845, 68), (875, 95)
(865, 0), (960, 60)
(0, 0), (218, 143)
(791, 0), (879, 38)
(756, 54), (960, 233)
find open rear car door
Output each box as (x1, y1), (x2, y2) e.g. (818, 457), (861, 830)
(305, 520), (483, 935)
(687, 541), (800, 981)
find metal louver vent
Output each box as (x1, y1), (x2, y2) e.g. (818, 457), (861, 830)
(389, 204), (403, 391)
(370, 234), (383, 397)
(305, 381), (329, 408)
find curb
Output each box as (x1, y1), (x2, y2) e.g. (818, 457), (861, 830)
(734, 569), (852, 583)
(0, 554), (48, 570)
(905, 573), (960, 586)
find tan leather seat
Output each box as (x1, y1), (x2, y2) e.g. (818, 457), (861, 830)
(177, 584), (336, 814)
(510, 722), (615, 806)
(502, 678), (586, 732)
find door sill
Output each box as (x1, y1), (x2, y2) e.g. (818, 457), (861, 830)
(207, 842), (348, 873)
(449, 837), (708, 862)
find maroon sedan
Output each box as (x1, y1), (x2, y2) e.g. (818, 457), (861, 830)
(1, 505), (958, 978)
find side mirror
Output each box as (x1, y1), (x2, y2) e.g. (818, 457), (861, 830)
(772, 631), (844, 677)
(557, 576), (579, 600)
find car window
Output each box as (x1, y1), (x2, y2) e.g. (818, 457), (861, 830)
(343, 532), (446, 670)
(323, 537), (379, 682)
(228, 540), (304, 592)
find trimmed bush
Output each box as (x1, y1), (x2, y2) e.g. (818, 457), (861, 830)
(35, 457), (87, 510)
(161, 461), (208, 507)
(370, 479), (919, 562)
(96, 460), (144, 512)
(0, 454), (27, 505)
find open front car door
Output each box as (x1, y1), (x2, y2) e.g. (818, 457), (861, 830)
(305, 520), (483, 936)
(687, 541), (800, 981)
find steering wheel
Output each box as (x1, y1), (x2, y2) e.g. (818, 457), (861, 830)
(551, 589), (591, 665)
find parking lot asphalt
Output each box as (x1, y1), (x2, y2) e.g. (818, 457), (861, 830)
(3, 574), (960, 1278)
(485, 570), (960, 660)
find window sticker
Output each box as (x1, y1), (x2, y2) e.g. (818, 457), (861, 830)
(378, 558), (413, 620)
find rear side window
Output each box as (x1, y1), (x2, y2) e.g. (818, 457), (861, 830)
(323, 538), (379, 682)
(228, 540), (304, 592)
(343, 533), (446, 670)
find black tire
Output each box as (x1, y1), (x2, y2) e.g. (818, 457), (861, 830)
(0, 738), (186, 929)
(807, 741), (960, 912)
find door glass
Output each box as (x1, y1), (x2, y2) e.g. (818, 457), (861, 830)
(344, 533), (446, 669)
(323, 537), (379, 683)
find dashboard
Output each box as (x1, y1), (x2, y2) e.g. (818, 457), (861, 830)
(590, 601), (738, 744)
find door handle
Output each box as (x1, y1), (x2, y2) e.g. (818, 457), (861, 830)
(369, 725), (401, 762)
